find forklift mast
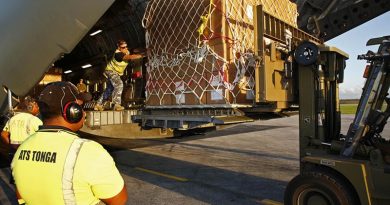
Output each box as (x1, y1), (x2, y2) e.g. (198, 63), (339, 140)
(285, 37), (390, 205)
(342, 37), (390, 157)
(294, 41), (348, 160)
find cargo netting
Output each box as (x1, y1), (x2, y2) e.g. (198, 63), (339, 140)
(142, 0), (297, 107)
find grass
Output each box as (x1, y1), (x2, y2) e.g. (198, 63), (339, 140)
(340, 104), (358, 114)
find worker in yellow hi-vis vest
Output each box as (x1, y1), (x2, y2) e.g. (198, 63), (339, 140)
(11, 81), (128, 205)
(94, 39), (144, 111)
(1, 96), (42, 164)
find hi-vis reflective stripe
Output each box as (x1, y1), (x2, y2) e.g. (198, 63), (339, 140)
(62, 138), (89, 205)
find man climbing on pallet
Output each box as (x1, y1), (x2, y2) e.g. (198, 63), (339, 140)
(94, 39), (144, 111)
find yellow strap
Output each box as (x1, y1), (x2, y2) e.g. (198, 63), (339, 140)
(197, 0), (215, 46)
(197, 15), (209, 35)
(18, 199), (26, 205)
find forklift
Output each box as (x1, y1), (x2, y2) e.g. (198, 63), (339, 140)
(284, 36), (390, 204)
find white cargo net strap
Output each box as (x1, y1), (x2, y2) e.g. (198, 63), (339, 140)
(62, 138), (89, 205)
(142, 0), (296, 105)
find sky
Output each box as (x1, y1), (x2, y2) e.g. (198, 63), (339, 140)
(326, 11), (390, 99)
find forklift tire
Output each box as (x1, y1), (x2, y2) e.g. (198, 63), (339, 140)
(284, 169), (358, 205)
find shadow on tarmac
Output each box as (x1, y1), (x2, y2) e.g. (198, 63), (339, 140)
(80, 122), (293, 203)
(0, 122), (292, 204)
(0, 168), (17, 205)
(81, 124), (288, 152)
(113, 149), (292, 204)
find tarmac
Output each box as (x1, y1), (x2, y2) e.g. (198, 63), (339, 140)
(0, 114), (389, 205)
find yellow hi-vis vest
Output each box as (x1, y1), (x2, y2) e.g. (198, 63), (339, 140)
(2, 112), (42, 145)
(11, 127), (124, 205)
(105, 50), (128, 76)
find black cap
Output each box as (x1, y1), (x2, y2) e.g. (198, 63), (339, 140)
(38, 81), (91, 116)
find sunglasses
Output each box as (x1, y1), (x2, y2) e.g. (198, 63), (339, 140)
(120, 46), (127, 49)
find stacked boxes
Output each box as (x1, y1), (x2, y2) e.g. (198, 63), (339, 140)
(143, 0), (298, 107)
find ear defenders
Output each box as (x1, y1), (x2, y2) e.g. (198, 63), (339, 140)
(27, 104), (33, 112)
(24, 96), (34, 112)
(62, 101), (83, 123)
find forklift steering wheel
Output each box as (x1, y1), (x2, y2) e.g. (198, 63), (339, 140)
(294, 41), (319, 66)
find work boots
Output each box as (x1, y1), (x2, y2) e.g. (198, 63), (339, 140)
(94, 102), (124, 111)
(94, 104), (104, 111)
(114, 104), (125, 111)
